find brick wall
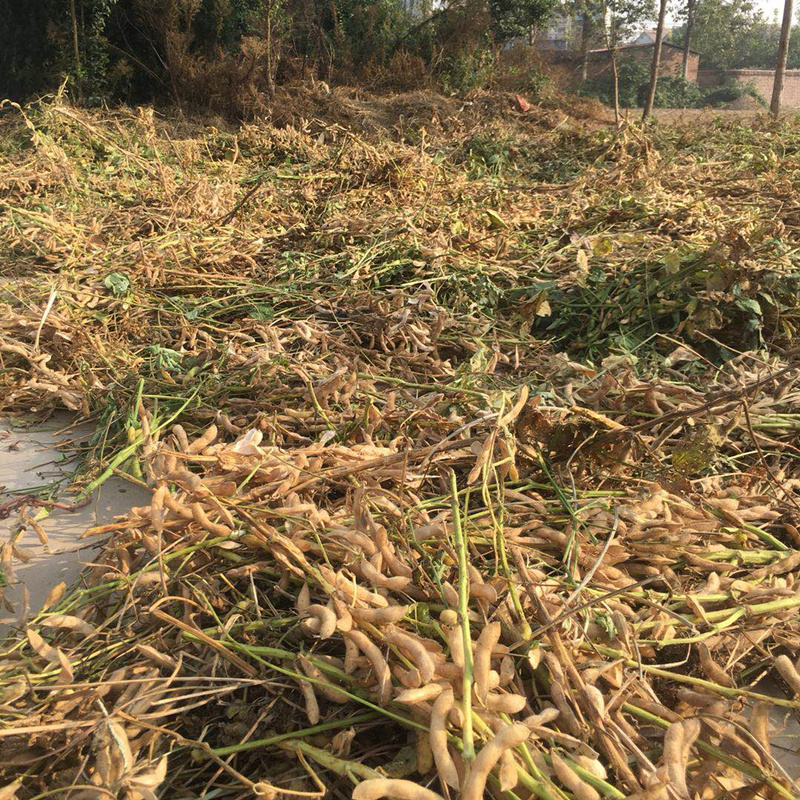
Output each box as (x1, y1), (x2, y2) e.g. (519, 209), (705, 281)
(698, 69), (800, 107)
(583, 43), (699, 83)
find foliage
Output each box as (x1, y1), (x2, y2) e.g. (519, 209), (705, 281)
(604, 0), (655, 47)
(580, 55), (768, 108)
(439, 44), (497, 94)
(702, 79), (767, 106)
(489, 0), (556, 41)
(665, 0), (797, 69)
(0, 0), (560, 105)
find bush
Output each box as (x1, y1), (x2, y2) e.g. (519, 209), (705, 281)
(439, 45), (496, 95)
(578, 57), (650, 108)
(579, 56), (767, 110)
(636, 75), (705, 108)
(702, 80), (766, 107)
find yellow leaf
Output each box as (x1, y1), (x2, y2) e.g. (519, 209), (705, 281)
(485, 209), (510, 230)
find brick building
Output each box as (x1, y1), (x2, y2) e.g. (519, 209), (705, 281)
(698, 68), (800, 108)
(584, 41), (700, 83)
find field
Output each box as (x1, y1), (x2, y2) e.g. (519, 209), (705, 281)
(1, 87), (800, 799)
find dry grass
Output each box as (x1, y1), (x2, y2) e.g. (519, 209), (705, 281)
(1, 87), (800, 799)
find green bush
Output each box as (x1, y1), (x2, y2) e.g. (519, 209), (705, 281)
(439, 46), (496, 95)
(702, 80), (766, 107)
(579, 56), (767, 109)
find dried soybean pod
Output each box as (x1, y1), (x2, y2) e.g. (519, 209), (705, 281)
(333, 571), (389, 608)
(749, 702), (771, 757)
(302, 604), (337, 639)
(345, 630), (392, 704)
(167, 469), (205, 495)
(395, 683), (444, 705)
(551, 753), (600, 800)
(523, 707), (560, 729)
(696, 642), (733, 687)
(444, 619), (465, 670)
(430, 688), (459, 790)
(344, 637), (361, 674)
(191, 503), (232, 537)
(298, 677), (320, 725)
(331, 597), (354, 632)
(662, 718), (701, 799)
(187, 423), (218, 453)
(172, 425), (190, 453)
(351, 606), (410, 626)
(499, 749), (519, 792)
(499, 655), (515, 686)
(550, 681), (581, 735)
(385, 629), (435, 684)
(297, 656), (349, 704)
(360, 557), (410, 592)
(296, 583), (311, 614)
(461, 724), (530, 800)
(352, 779), (444, 800)
(474, 621), (501, 703)
(774, 654), (800, 695)
(164, 493), (194, 519)
(151, 483), (167, 533)
(484, 692), (527, 713)
(441, 582), (459, 608)
(416, 722), (433, 776)
(583, 685), (605, 717)
(439, 609), (457, 626)
(373, 525), (413, 578)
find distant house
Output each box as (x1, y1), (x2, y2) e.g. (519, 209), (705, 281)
(628, 27), (673, 45)
(584, 41), (700, 83)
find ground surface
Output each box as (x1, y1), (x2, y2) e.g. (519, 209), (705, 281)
(1, 87), (800, 799)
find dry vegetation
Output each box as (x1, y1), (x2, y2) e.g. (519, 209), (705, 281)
(1, 87), (800, 799)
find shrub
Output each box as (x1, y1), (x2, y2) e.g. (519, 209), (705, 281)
(439, 45), (496, 95)
(702, 80), (766, 107)
(579, 57), (767, 110)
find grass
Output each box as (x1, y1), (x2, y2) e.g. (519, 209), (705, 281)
(0, 87), (800, 798)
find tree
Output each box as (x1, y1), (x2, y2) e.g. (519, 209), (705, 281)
(642, 0), (667, 120)
(680, 0), (697, 78)
(771, 0), (794, 115)
(670, 0), (763, 69)
(489, 0), (556, 41)
(602, 0), (654, 125)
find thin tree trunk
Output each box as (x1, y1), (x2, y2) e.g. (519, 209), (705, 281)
(642, 0), (667, 122)
(681, 0), (696, 79)
(611, 47), (620, 127)
(770, 0), (794, 117)
(265, 0), (275, 96)
(642, 0), (667, 120)
(580, 8), (592, 83)
(69, 0), (81, 72)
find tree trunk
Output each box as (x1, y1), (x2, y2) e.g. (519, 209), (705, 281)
(681, 0), (696, 79)
(265, 0), (275, 97)
(770, 0), (794, 117)
(69, 0), (81, 72)
(642, 0), (668, 121)
(611, 47), (620, 128)
(580, 8), (592, 83)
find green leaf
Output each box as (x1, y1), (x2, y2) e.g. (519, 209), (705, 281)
(249, 303), (275, 321)
(104, 272), (131, 296)
(735, 297), (762, 316)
